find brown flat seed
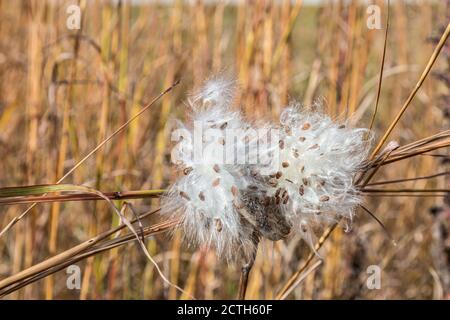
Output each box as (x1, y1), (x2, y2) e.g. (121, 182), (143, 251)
(299, 137), (306, 142)
(212, 178), (220, 187)
(231, 185), (238, 197)
(338, 124), (346, 129)
(248, 185), (258, 190)
(320, 195), (330, 202)
(214, 218), (223, 232)
(275, 188), (281, 197)
(213, 164), (220, 173)
(282, 161), (289, 168)
(183, 167), (193, 175)
(198, 192), (205, 201)
(302, 178), (309, 185)
(279, 140), (285, 149)
(283, 194), (289, 204)
(179, 191), (191, 201)
(220, 122), (228, 130)
(300, 165), (305, 173)
(292, 148), (299, 158)
(302, 123), (311, 130)
(275, 171), (283, 179)
(299, 185), (304, 196)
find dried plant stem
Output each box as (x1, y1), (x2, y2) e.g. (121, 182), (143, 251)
(370, 21), (450, 158)
(237, 233), (259, 300)
(0, 81), (179, 237)
(0, 218), (178, 297)
(362, 188), (450, 193)
(278, 260), (323, 300)
(0, 189), (165, 205)
(368, 0), (390, 131)
(0, 208), (165, 295)
(276, 223), (337, 299)
(365, 172), (449, 186)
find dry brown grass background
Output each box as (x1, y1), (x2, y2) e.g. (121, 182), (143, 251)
(0, 0), (449, 299)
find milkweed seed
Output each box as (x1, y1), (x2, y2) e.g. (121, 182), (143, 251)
(302, 178), (309, 185)
(248, 185), (258, 190)
(292, 148), (299, 158)
(320, 195), (330, 202)
(220, 122), (228, 130)
(198, 192), (205, 201)
(282, 161), (289, 168)
(269, 178), (278, 187)
(299, 185), (304, 196)
(214, 218), (223, 232)
(279, 139), (285, 149)
(183, 167), (193, 175)
(275, 171), (283, 179)
(283, 194), (289, 204)
(179, 191), (191, 201)
(338, 124), (346, 129)
(309, 144), (319, 150)
(276, 196), (281, 205)
(302, 123), (311, 130)
(231, 185), (238, 197)
(218, 137), (225, 145)
(213, 164), (220, 173)
(299, 137), (306, 142)
(212, 178), (220, 187)
(300, 165), (305, 173)
(275, 188), (281, 197)
(285, 126), (292, 135)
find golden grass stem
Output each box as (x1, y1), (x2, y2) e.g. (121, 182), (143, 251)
(368, 0), (390, 131)
(370, 22), (450, 159)
(0, 81), (179, 238)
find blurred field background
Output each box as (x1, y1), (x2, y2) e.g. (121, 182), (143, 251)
(0, 0), (449, 299)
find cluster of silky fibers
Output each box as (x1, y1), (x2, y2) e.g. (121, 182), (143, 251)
(260, 104), (371, 246)
(161, 78), (257, 261)
(162, 78), (371, 260)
